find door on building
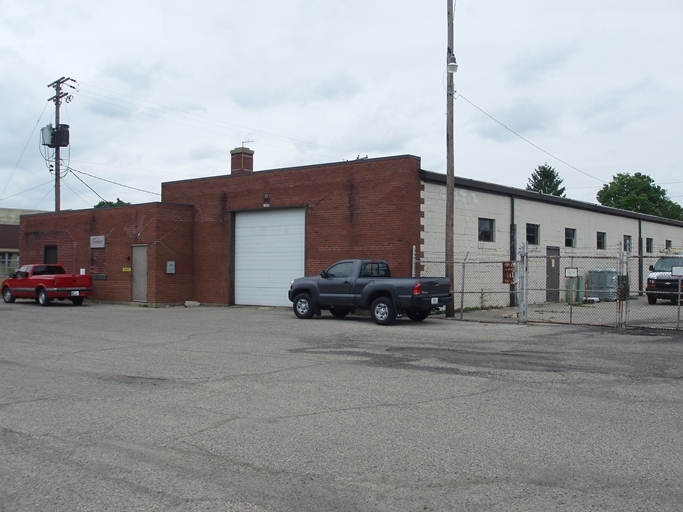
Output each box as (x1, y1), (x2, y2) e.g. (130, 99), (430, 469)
(234, 209), (305, 307)
(131, 245), (148, 302)
(546, 246), (560, 302)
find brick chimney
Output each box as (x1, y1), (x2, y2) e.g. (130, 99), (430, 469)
(230, 147), (254, 175)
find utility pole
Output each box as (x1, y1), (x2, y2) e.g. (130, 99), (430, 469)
(47, 77), (75, 212)
(445, 1), (456, 317)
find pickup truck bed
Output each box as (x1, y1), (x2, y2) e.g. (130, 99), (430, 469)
(288, 259), (453, 325)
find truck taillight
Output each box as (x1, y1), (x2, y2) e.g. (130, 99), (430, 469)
(412, 281), (422, 296)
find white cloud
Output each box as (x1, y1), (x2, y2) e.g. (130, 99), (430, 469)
(0, 0), (682, 211)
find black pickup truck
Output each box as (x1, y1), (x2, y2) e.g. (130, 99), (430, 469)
(288, 259), (453, 325)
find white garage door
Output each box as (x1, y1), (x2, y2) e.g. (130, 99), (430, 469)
(234, 209), (305, 306)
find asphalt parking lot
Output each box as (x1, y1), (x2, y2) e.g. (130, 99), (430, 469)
(1, 301), (682, 511)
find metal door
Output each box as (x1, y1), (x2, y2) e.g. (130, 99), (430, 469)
(132, 245), (148, 302)
(546, 247), (560, 302)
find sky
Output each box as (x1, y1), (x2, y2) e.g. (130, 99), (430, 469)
(1, 0), (682, 212)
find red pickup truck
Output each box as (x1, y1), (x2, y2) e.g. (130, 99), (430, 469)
(2, 264), (93, 306)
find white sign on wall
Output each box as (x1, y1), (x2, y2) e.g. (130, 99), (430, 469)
(90, 235), (105, 248)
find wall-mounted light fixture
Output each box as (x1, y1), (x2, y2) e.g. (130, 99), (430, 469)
(263, 194), (270, 208)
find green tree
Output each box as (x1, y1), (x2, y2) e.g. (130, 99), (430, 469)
(526, 163), (566, 197)
(94, 198), (131, 208)
(596, 172), (683, 220)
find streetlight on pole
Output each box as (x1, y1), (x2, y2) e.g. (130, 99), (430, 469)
(445, 0), (457, 317)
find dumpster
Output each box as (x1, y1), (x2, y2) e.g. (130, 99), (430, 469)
(565, 276), (584, 305)
(586, 269), (618, 301)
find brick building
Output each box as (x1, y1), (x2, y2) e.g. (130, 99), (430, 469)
(18, 151), (425, 307)
(15, 148), (683, 307)
(0, 208), (46, 279)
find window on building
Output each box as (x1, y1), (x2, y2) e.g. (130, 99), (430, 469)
(44, 245), (58, 264)
(478, 218), (495, 242)
(597, 232), (606, 250)
(526, 224), (540, 245)
(1, 252), (14, 276)
(666, 240), (672, 250)
(565, 228), (576, 248)
(623, 235), (632, 252)
(646, 238), (654, 253)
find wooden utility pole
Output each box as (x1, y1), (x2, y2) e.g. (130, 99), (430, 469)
(445, 1), (455, 317)
(47, 77), (75, 212)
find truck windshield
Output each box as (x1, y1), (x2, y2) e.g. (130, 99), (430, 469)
(652, 257), (683, 272)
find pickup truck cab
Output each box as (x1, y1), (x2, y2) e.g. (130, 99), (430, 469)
(2, 264), (93, 306)
(646, 256), (683, 304)
(288, 259), (453, 325)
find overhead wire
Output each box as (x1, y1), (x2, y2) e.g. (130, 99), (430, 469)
(1, 103), (50, 201)
(68, 167), (161, 196)
(456, 92), (606, 184)
(76, 83), (352, 158)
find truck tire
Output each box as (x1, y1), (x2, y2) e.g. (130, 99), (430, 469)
(71, 297), (84, 306)
(293, 293), (315, 319)
(647, 295), (657, 305)
(406, 309), (429, 321)
(371, 296), (396, 325)
(330, 307), (350, 318)
(37, 288), (51, 307)
(2, 287), (14, 303)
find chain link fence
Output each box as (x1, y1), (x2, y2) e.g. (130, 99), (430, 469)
(416, 245), (683, 330)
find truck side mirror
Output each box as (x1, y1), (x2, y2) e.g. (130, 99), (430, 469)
(8, 272), (15, 278)
(320, 270), (328, 278)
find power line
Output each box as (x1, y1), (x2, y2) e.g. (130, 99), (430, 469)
(0, 103), (50, 201)
(68, 167), (161, 196)
(457, 92), (606, 184)
(68, 169), (107, 202)
(75, 83), (352, 157)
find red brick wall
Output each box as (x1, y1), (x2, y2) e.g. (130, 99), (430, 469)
(162, 155), (424, 304)
(18, 155), (425, 306)
(19, 204), (194, 305)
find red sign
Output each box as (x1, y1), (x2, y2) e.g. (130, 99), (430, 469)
(502, 261), (515, 284)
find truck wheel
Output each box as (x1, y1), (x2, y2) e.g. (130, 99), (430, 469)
(37, 289), (51, 307)
(2, 287), (14, 303)
(293, 293), (314, 319)
(71, 297), (84, 306)
(406, 309), (429, 321)
(330, 307), (350, 318)
(371, 297), (396, 325)
(647, 295), (657, 305)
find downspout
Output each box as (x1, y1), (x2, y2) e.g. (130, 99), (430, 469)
(510, 195), (517, 307)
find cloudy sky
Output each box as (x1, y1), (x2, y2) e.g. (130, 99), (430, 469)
(1, 1), (681, 212)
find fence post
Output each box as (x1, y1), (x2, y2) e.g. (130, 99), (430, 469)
(459, 252), (469, 321)
(518, 243), (528, 324)
(617, 242), (625, 329)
